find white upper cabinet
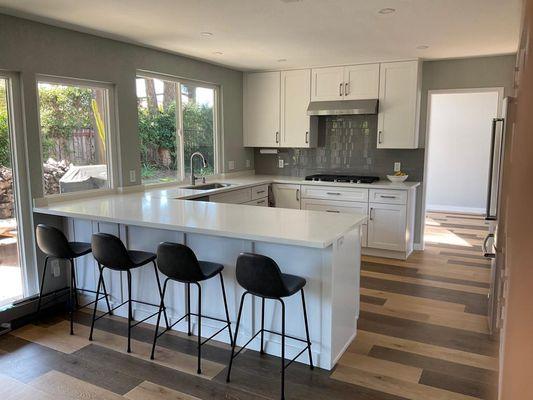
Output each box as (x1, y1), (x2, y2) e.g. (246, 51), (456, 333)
(281, 69), (316, 148)
(377, 60), (422, 149)
(344, 64), (380, 100)
(311, 66), (344, 101)
(243, 71), (281, 147)
(311, 64), (380, 101)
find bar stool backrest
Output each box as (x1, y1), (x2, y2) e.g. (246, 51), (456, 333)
(36, 224), (73, 259)
(156, 242), (204, 282)
(91, 233), (133, 270)
(236, 252), (287, 298)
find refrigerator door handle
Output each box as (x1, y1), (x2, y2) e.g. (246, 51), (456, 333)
(485, 118), (505, 220)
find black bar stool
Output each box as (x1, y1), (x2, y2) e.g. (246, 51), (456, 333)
(89, 233), (170, 353)
(150, 242), (233, 374)
(226, 252), (313, 400)
(35, 224), (112, 335)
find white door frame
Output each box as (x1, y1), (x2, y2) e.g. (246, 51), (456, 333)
(1, 71), (38, 296)
(419, 87), (504, 249)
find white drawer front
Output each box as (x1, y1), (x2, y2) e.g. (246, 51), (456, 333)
(369, 189), (407, 205)
(301, 185), (368, 202)
(301, 199), (368, 246)
(210, 188), (252, 204)
(244, 197), (268, 207)
(251, 184), (269, 200)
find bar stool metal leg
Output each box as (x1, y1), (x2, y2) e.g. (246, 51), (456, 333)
(301, 289), (314, 369)
(260, 297), (265, 354)
(187, 283), (192, 336)
(150, 278), (168, 360)
(36, 256), (50, 315)
(100, 274), (113, 315)
(89, 266), (103, 341)
(68, 259), (75, 335)
(195, 282), (202, 374)
(152, 261), (170, 330)
(226, 291), (248, 383)
(219, 272), (234, 346)
(280, 298), (286, 400)
(70, 259), (80, 309)
(127, 270), (133, 353)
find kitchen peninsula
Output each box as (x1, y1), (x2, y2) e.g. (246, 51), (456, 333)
(33, 178), (367, 370)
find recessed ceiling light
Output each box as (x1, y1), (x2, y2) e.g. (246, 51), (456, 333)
(213, 51), (223, 55)
(378, 8), (396, 14)
(416, 45), (429, 50)
(277, 58), (287, 62)
(280, 0), (303, 3)
(200, 32), (213, 37)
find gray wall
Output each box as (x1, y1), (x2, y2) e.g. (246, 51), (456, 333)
(0, 13), (252, 200)
(255, 55), (516, 245)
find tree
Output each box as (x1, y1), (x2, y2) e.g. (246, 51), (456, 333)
(0, 81), (10, 167)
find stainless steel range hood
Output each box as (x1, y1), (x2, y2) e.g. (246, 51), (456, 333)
(306, 99), (378, 116)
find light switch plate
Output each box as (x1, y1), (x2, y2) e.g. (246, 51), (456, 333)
(228, 160), (235, 170)
(394, 162), (401, 172)
(129, 170), (136, 183)
(278, 159), (284, 168)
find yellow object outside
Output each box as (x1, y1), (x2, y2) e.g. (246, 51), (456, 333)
(91, 99), (106, 151)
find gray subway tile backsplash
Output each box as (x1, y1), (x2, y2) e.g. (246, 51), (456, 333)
(254, 115), (425, 181)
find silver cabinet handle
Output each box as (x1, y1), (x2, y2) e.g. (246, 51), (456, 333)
(369, 207), (374, 220)
(326, 192), (341, 195)
(326, 210), (340, 213)
(345, 82), (349, 96)
(380, 195), (397, 199)
(257, 199), (266, 204)
(275, 131), (279, 143)
(296, 188), (300, 201)
(305, 131), (309, 144)
(339, 83), (343, 97)
(378, 130), (383, 144)
(256, 190), (266, 194)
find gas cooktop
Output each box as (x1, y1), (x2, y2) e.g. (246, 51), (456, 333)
(304, 174), (380, 184)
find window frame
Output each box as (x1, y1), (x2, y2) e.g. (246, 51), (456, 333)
(136, 71), (221, 184)
(35, 75), (118, 198)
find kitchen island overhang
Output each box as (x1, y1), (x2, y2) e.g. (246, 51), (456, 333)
(33, 193), (366, 370)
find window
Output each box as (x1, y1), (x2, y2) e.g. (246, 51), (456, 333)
(136, 75), (217, 184)
(37, 79), (113, 196)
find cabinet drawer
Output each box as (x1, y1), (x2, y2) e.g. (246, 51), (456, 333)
(369, 189), (407, 205)
(210, 188), (252, 204)
(244, 197), (268, 207)
(301, 185), (368, 202)
(251, 184), (269, 200)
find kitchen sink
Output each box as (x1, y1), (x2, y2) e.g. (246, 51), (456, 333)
(183, 182), (232, 190)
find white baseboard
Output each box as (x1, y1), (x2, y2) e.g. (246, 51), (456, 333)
(426, 205), (485, 214)
(414, 242), (424, 251)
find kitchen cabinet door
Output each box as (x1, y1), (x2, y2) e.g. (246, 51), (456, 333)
(311, 66), (344, 101)
(243, 71), (281, 147)
(344, 64), (380, 100)
(272, 184), (301, 209)
(281, 69), (316, 148)
(377, 60), (421, 149)
(301, 199), (368, 247)
(367, 203), (407, 251)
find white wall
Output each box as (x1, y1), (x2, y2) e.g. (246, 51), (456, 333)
(426, 91), (500, 213)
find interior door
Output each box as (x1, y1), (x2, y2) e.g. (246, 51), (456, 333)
(367, 203), (406, 251)
(311, 67), (344, 101)
(243, 71), (280, 147)
(281, 69), (311, 147)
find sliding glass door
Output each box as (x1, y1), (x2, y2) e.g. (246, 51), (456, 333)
(0, 76), (23, 306)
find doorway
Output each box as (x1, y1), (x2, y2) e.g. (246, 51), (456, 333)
(422, 88), (502, 248)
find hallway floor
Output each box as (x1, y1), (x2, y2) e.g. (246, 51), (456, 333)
(0, 212), (496, 400)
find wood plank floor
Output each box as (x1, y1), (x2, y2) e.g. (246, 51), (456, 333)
(0, 212), (497, 399)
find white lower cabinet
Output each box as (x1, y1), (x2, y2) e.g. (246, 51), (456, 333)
(272, 184), (301, 209)
(367, 203), (407, 251)
(243, 197), (268, 207)
(301, 198), (368, 247)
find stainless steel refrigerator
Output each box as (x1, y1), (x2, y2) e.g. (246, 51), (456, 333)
(484, 96), (514, 338)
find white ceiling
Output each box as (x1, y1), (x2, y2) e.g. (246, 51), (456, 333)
(0, 0), (523, 71)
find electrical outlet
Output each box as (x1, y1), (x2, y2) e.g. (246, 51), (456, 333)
(278, 159), (284, 168)
(52, 261), (61, 277)
(228, 160), (235, 170)
(246, 159), (251, 168)
(129, 169), (136, 183)
(394, 162), (401, 172)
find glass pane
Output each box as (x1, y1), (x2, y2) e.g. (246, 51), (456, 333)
(181, 84), (215, 176)
(38, 82), (110, 196)
(0, 77), (23, 306)
(136, 77), (178, 184)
